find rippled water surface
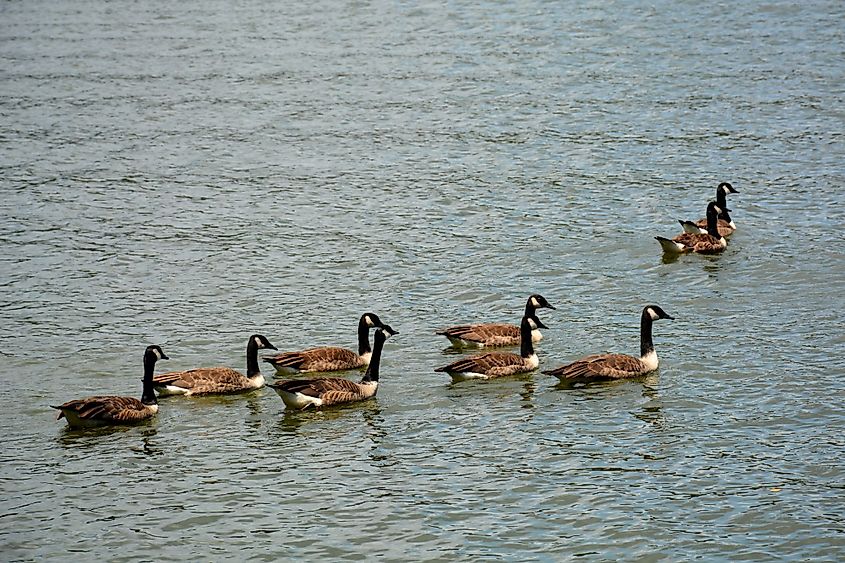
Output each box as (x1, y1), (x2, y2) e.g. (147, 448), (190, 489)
(2, 1), (844, 560)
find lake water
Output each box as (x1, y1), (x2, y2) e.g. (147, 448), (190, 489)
(1, 0), (844, 560)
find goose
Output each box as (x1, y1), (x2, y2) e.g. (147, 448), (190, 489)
(435, 314), (544, 382)
(263, 313), (395, 374)
(51, 345), (169, 428)
(269, 327), (395, 410)
(656, 201), (727, 254)
(679, 182), (739, 237)
(153, 334), (276, 396)
(543, 305), (673, 383)
(436, 294), (556, 347)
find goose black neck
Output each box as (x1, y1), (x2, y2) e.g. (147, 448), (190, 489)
(519, 317), (535, 358)
(141, 354), (158, 406)
(357, 316), (372, 356)
(716, 187), (728, 208)
(706, 206), (721, 238)
(245, 339), (260, 377)
(523, 299), (536, 316)
(362, 335), (384, 383)
(640, 309), (655, 357)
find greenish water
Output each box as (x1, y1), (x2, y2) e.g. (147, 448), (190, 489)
(1, 0), (843, 560)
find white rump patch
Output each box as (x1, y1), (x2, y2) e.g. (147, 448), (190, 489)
(156, 385), (190, 396)
(275, 389), (323, 410)
(449, 371), (490, 383)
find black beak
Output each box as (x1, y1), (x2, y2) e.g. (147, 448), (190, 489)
(160, 353), (170, 360)
(382, 324), (399, 336)
(545, 303), (556, 310)
(663, 314), (675, 320)
(535, 319), (549, 330)
(267, 344), (278, 351)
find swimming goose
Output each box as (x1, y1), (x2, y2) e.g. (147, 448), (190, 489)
(679, 181), (739, 237)
(543, 305), (673, 382)
(51, 345), (169, 428)
(269, 327), (395, 410)
(437, 294), (556, 347)
(435, 314), (544, 382)
(263, 313), (395, 374)
(656, 201), (727, 254)
(153, 334), (276, 396)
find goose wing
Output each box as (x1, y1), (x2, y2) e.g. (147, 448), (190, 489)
(51, 395), (151, 422)
(263, 347), (362, 372)
(435, 351), (525, 376)
(437, 323), (520, 346)
(153, 367), (249, 393)
(544, 353), (646, 381)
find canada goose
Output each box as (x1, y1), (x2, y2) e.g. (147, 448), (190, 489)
(51, 345), (169, 428)
(435, 314), (544, 382)
(269, 327), (395, 410)
(153, 334), (276, 396)
(263, 313), (395, 374)
(656, 201), (727, 254)
(436, 294), (556, 347)
(543, 305), (673, 382)
(679, 182), (739, 236)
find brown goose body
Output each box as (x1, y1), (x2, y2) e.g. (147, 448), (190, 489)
(690, 217), (736, 237)
(264, 313), (394, 374)
(52, 345), (168, 429)
(437, 294), (555, 347)
(657, 201), (727, 255)
(153, 334), (275, 396)
(270, 327), (394, 410)
(53, 396), (158, 428)
(544, 306), (673, 383)
(263, 346), (366, 374)
(435, 315), (542, 382)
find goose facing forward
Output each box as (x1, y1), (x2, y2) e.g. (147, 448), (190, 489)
(269, 327), (395, 410)
(263, 313), (395, 374)
(679, 181), (739, 237)
(153, 334), (276, 396)
(435, 314), (544, 382)
(437, 294), (556, 347)
(656, 201), (727, 255)
(543, 305), (673, 383)
(52, 345), (169, 428)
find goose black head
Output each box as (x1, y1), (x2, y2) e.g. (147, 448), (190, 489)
(361, 312), (384, 328)
(528, 294), (556, 310)
(145, 345), (169, 362)
(719, 182), (738, 195)
(250, 334), (277, 351)
(644, 305), (674, 321)
(379, 323), (399, 336)
(527, 315), (549, 330)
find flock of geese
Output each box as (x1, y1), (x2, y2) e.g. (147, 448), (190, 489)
(52, 183), (739, 429)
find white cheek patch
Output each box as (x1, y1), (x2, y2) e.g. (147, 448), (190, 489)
(153, 348), (163, 360)
(254, 336), (263, 347)
(647, 308), (659, 320)
(530, 297), (540, 307)
(527, 318), (539, 329)
(365, 316), (375, 327)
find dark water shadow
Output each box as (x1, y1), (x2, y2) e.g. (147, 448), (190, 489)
(273, 397), (381, 436)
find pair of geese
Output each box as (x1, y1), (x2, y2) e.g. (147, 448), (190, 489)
(656, 182), (739, 254)
(53, 296), (674, 428)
